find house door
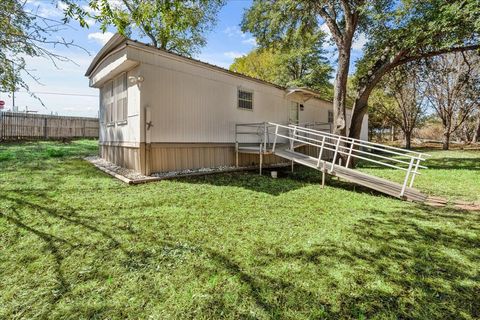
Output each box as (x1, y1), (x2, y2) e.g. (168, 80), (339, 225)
(289, 101), (299, 124)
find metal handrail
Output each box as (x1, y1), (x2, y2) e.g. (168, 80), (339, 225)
(235, 121), (331, 152)
(287, 131), (427, 170)
(268, 122), (428, 197)
(291, 124), (430, 160)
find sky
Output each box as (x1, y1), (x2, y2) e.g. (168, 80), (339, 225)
(1, 0), (366, 117)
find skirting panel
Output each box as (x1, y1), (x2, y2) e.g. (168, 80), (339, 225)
(148, 143), (287, 173)
(98, 143), (329, 175)
(100, 144), (142, 172)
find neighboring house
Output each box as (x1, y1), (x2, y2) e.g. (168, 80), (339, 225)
(85, 34), (368, 175)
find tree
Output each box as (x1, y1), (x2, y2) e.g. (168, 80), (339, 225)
(422, 53), (480, 150)
(349, 1), (480, 140)
(229, 49), (277, 83)
(242, 0), (373, 135)
(242, 0), (480, 139)
(365, 86), (396, 142)
(63, 0), (225, 56)
(0, 0), (82, 100)
(229, 32), (333, 98)
(374, 64), (426, 149)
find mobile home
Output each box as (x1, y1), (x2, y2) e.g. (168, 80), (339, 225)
(85, 34), (368, 175)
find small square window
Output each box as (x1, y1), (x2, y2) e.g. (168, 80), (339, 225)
(238, 89), (253, 110)
(328, 110), (334, 123)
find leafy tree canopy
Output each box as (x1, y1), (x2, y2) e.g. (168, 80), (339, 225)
(355, 0), (480, 89)
(0, 0), (82, 101)
(63, 0), (225, 56)
(242, 0), (480, 138)
(231, 28), (333, 99)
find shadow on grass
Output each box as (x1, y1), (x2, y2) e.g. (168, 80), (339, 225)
(254, 206), (480, 318)
(1, 191), (324, 318)
(1, 189), (479, 318)
(175, 166), (398, 199)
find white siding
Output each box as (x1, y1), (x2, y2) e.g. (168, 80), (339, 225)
(93, 44), (369, 145)
(134, 47), (290, 143)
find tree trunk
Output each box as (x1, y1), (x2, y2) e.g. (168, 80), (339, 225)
(332, 47), (350, 136)
(405, 131), (412, 149)
(349, 96), (369, 140)
(442, 131), (450, 150)
(473, 116), (480, 143)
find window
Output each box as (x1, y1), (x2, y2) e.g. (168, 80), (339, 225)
(101, 73), (128, 126)
(115, 73), (128, 123)
(238, 89), (253, 110)
(104, 81), (114, 124)
(328, 110), (334, 123)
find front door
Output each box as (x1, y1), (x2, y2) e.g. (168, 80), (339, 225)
(289, 101), (299, 124)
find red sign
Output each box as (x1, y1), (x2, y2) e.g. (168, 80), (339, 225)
(0, 101), (4, 109)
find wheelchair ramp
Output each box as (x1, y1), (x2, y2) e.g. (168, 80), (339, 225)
(268, 123), (429, 202)
(274, 149), (427, 202)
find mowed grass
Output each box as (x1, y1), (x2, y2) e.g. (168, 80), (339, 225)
(357, 149), (480, 201)
(0, 140), (479, 319)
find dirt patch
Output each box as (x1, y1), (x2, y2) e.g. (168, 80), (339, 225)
(424, 196), (480, 211)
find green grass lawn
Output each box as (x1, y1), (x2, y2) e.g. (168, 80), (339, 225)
(0, 140), (479, 319)
(357, 149), (480, 202)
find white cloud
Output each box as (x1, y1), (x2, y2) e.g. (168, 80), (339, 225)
(224, 26), (247, 39)
(57, 1), (68, 11)
(84, 18), (96, 27)
(26, 1), (63, 18)
(352, 33), (367, 50)
(242, 37), (257, 46)
(223, 51), (245, 59)
(87, 32), (114, 46)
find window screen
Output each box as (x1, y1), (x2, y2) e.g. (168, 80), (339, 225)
(104, 81), (114, 124)
(328, 110), (334, 123)
(238, 89), (253, 110)
(115, 73), (128, 123)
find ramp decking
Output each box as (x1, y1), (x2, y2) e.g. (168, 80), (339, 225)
(274, 149), (427, 202)
(235, 122), (429, 202)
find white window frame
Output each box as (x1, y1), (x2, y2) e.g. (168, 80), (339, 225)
(105, 81), (115, 126)
(115, 73), (128, 125)
(237, 88), (254, 110)
(328, 110), (334, 123)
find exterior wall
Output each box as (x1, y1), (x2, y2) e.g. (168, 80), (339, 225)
(131, 46), (300, 144)
(100, 144), (143, 172)
(91, 43), (370, 174)
(138, 70), (288, 143)
(298, 98), (332, 125)
(148, 143), (287, 173)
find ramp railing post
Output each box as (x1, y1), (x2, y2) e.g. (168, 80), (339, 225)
(345, 139), (355, 168)
(259, 143), (263, 175)
(317, 136), (326, 167)
(290, 127), (296, 150)
(263, 122), (267, 152)
(400, 157), (415, 197)
(330, 137), (341, 172)
(235, 141), (239, 168)
(409, 157), (421, 188)
(272, 124), (278, 153)
(322, 161), (326, 188)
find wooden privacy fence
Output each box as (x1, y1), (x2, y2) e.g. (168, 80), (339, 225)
(0, 112), (99, 140)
